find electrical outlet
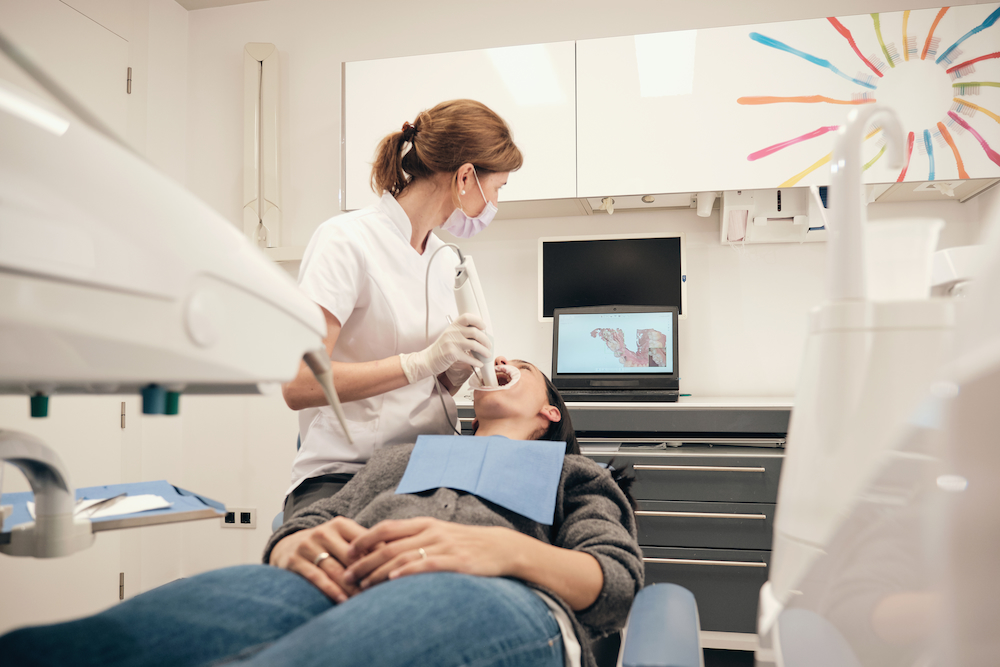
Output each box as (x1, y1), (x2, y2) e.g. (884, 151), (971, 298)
(221, 507), (256, 529)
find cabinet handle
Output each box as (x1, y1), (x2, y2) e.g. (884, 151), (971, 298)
(458, 418), (475, 424)
(636, 511), (766, 520)
(643, 557), (767, 568)
(634, 465), (766, 473)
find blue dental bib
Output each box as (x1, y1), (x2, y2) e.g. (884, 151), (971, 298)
(395, 435), (566, 525)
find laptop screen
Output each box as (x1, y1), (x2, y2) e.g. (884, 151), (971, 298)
(552, 306), (679, 387)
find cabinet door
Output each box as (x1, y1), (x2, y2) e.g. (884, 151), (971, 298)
(344, 42), (576, 210)
(643, 546), (770, 633)
(0, 0), (129, 137)
(577, 5), (1000, 197)
(0, 396), (126, 634)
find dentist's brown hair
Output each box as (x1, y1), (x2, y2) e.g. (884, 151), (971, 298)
(371, 99), (523, 198)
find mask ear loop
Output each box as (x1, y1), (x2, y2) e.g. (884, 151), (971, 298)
(457, 167), (490, 216)
(471, 167), (491, 217)
(456, 172), (467, 210)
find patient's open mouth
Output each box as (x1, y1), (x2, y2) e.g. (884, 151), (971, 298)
(471, 364), (521, 392)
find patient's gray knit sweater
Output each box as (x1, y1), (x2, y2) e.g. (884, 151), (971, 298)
(263, 442), (644, 667)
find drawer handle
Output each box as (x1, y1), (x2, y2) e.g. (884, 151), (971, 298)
(458, 418), (475, 423)
(636, 511), (766, 520)
(634, 465), (766, 473)
(643, 557), (767, 568)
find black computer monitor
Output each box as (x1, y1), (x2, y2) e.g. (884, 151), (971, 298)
(539, 234), (686, 320)
(551, 305), (679, 391)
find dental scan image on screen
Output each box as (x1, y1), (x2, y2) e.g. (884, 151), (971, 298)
(557, 312), (674, 374)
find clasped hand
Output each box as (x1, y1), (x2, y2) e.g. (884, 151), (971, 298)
(270, 516), (522, 602)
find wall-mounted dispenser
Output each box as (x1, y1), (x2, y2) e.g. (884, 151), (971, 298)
(696, 192), (717, 217)
(243, 43), (281, 249)
(721, 188), (827, 245)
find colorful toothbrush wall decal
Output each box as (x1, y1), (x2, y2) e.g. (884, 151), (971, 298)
(937, 6), (1000, 64)
(743, 5), (1000, 186)
(748, 33), (878, 88)
(828, 17), (885, 77)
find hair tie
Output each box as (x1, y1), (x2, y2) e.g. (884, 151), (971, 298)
(401, 121), (417, 142)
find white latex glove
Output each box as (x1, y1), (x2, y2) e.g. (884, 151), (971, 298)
(399, 314), (490, 384)
(444, 361), (476, 389)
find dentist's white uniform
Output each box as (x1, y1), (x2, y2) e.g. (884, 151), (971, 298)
(287, 194), (459, 495)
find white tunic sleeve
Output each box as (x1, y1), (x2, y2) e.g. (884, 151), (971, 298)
(298, 222), (366, 327)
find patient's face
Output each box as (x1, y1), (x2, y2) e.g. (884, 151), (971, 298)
(473, 358), (550, 422)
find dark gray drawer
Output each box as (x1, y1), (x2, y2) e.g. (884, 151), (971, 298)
(589, 450), (782, 503)
(642, 546), (770, 634)
(636, 500), (774, 550)
(568, 405), (790, 436)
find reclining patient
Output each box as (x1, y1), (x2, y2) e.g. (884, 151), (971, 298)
(0, 358), (643, 667)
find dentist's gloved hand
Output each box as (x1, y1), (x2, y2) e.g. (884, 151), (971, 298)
(399, 314), (490, 384)
(444, 361), (476, 389)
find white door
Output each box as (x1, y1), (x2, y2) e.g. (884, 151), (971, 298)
(0, 396), (127, 634)
(0, 0), (133, 633)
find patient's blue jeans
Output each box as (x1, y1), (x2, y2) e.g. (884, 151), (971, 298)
(0, 565), (565, 667)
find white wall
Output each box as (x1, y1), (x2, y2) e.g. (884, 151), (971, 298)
(453, 197), (985, 398)
(976, 184), (1000, 242)
(456, 208), (828, 397)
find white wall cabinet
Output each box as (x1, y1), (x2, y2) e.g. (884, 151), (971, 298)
(343, 41), (577, 210)
(0, 0), (130, 138)
(577, 4), (1000, 198)
(346, 4), (1000, 208)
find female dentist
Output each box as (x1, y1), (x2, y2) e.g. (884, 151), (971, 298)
(280, 99), (522, 520)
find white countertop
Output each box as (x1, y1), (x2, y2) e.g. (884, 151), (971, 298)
(456, 395), (795, 409)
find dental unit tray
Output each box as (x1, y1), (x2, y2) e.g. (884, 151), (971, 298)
(0, 431), (224, 558)
(0, 480), (224, 540)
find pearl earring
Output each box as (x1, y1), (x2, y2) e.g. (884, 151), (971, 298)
(461, 190), (466, 195)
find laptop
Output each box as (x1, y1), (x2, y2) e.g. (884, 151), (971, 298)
(552, 305), (679, 403)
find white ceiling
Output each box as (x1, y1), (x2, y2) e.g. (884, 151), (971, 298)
(175, 0), (269, 10)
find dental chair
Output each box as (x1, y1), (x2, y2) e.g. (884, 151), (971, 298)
(615, 583), (703, 667)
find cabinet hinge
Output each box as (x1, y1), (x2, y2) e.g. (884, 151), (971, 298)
(119, 572), (125, 600)
(121, 402), (126, 429)
(126, 67), (132, 95)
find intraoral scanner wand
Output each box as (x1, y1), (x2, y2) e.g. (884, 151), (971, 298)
(303, 349), (353, 444)
(454, 256), (499, 388)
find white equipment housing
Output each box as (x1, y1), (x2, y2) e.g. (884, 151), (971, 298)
(721, 188), (828, 245)
(0, 77), (325, 395)
(0, 52), (330, 557)
(757, 105), (1000, 665)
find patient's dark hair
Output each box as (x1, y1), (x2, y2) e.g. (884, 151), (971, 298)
(538, 373), (637, 511)
(538, 372), (579, 455)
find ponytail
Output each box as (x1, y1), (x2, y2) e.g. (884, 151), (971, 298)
(370, 99), (523, 197)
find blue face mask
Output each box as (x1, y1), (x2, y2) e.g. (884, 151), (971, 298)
(441, 168), (497, 239)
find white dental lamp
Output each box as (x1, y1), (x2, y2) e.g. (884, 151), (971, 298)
(759, 105), (956, 654)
